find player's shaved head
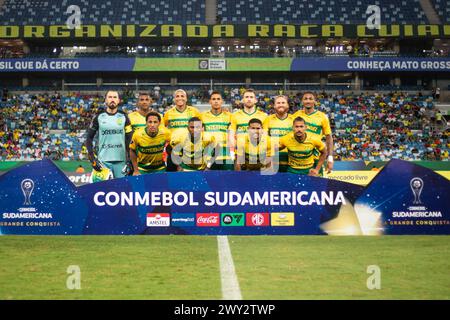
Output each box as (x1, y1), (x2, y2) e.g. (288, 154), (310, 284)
(173, 89), (187, 98)
(173, 89), (188, 109)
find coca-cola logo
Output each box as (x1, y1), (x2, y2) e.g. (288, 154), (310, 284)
(198, 216), (218, 223)
(196, 213), (220, 226)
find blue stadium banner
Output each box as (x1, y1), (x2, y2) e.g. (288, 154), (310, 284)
(0, 159), (448, 235)
(1, 57), (450, 73)
(291, 57), (450, 72)
(0, 58), (135, 72)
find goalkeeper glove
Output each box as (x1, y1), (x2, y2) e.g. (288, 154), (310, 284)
(122, 161), (134, 176)
(90, 157), (103, 172)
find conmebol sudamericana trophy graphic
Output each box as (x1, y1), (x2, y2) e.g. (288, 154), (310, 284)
(21, 179), (34, 205)
(410, 177), (424, 205)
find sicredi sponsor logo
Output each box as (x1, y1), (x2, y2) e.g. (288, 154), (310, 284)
(196, 213), (220, 227)
(246, 213), (270, 226)
(271, 212), (295, 226)
(221, 213), (245, 226)
(146, 213), (170, 227)
(171, 213), (196, 227)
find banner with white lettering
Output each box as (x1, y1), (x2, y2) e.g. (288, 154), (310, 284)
(291, 57), (450, 72)
(1, 57), (450, 72)
(0, 159), (448, 235)
(0, 58), (135, 72)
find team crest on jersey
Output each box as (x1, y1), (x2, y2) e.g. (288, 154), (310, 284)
(116, 118), (124, 126)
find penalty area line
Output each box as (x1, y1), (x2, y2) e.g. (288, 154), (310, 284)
(217, 235), (242, 300)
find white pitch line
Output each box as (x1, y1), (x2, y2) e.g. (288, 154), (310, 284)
(217, 236), (242, 300)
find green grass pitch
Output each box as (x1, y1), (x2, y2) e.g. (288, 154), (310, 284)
(0, 236), (449, 300)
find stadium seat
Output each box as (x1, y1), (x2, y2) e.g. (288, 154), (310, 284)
(217, 0), (429, 24)
(1, 91), (447, 162)
(0, 0), (206, 25)
(431, 0), (450, 23)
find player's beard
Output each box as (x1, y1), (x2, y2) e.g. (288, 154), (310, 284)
(276, 110), (287, 118)
(108, 102), (118, 110)
(140, 105), (150, 113)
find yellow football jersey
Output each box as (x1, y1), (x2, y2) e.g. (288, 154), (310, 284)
(201, 110), (235, 162)
(236, 134), (273, 171)
(170, 131), (216, 171)
(263, 114), (294, 166)
(231, 108), (267, 142)
(128, 110), (165, 132)
(163, 106), (201, 139)
(292, 109), (331, 139)
(279, 132), (326, 170)
(129, 127), (171, 171)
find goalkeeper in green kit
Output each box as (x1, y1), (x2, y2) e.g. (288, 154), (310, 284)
(85, 91), (133, 181)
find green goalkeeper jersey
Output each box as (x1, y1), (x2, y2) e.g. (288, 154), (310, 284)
(88, 110), (132, 162)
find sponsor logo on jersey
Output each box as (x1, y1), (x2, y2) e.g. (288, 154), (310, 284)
(101, 128), (124, 135)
